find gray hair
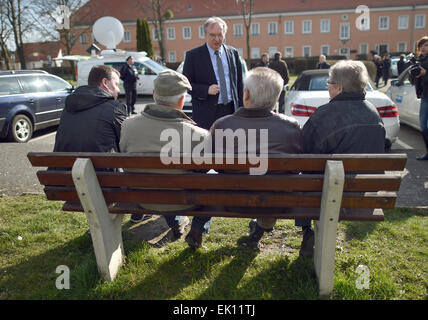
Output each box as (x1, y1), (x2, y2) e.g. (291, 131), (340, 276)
(204, 16), (228, 35)
(329, 60), (369, 93)
(153, 92), (186, 106)
(244, 67), (283, 109)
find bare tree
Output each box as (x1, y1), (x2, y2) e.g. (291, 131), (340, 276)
(0, 0), (12, 69)
(237, 0), (254, 62)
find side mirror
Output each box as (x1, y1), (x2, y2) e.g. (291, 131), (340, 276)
(390, 80), (400, 87)
(284, 84), (289, 91)
(66, 86), (75, 93)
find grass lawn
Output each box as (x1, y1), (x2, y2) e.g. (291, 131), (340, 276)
(0, 194), (426, 300)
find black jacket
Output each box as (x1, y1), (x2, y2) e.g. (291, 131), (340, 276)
(409, 54), (428, 99)
(302, 92), (385, 154)
(53, 85), (127, 153)
(317, 62), (331, 69)
(120, 63), (138, 87)
(269, 58), (289, 84)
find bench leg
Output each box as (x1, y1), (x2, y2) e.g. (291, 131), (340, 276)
(314, 160), (344, 299)
(72, 158), (124, 282)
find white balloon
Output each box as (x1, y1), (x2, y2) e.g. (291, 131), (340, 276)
(93, 16), (124, 49)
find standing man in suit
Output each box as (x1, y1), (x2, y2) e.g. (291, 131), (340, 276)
(120, 56), (139, 115)
(183, 16), (244, 129)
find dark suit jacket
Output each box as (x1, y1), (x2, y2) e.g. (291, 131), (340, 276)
(120, 63), (138, 88)
(183, 43), (243, 129)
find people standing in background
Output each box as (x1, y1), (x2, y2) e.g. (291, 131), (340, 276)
(268, 52), (289, 113)
(120, 56), (139, 115)
(374, 55), (383, 88)
(397, 54), (407, 76)
(255, 53), (269, 68)
(382, 54), (391, 86)
(317, 55), (330, 69)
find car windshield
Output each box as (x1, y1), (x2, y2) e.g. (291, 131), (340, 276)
(141, 59), (166, 73)
(307, 75), (372, 92)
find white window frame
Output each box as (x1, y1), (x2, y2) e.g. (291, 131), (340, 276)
(233, 23), (243, 37)
(182, 26), (191, 40)
(398, 15), (409, 30)
(360, 43), (369, 55)
(284, 46), (294, 58)
(251, 22), (260, 36)
(251, 47), (260, 59)
(376, 44), (390, 55)
(339, 22), (350, 40)
(167, 27), (176, 40)
(415, 14), (426, 29)
(379, 16), (389, 31)
(269, 47), (277, 57)
(268, 21), (278, 35)
(320, 45), (330, 56)
(302, 20), (312, 34)
(198, 25), (205, 39)
(168, 51), (176, 63)
(152, 28), (159, 41)
(123, 30), (131, 43)
(79, 33), (87, 45)
(397, 42), (407, 52)
(339, 47), (350, 59)
(320, 19), (330, 33)
(303, 46), (311, 57)
(284, 21), (294, 34)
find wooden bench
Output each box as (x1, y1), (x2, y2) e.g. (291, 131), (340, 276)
(27, 152), (407, 298)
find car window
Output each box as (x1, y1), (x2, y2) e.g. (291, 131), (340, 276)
(141, 59), (166, 73)
(19, 75), (50, 93)
(0, 77), (22, 95)
(43, 76), (72, 91)
(309, 76), (328, 90)
(134, 62), (156, 75)
(104, 62), (126, 72)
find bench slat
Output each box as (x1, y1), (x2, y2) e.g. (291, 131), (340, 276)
(44, 186), (397, 209)
(36, 171), (402, 192)
(28, 152), (407, 171)
(62, 201), (385, 222)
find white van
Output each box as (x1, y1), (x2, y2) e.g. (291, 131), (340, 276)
(77, 50), (167, 95)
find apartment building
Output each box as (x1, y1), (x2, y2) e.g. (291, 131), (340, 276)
(69, 0), (428, 62)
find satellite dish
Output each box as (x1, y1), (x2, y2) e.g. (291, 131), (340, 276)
(92, 16), (124, 49)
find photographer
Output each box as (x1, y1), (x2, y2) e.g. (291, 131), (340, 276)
(409, 36), (428, 160)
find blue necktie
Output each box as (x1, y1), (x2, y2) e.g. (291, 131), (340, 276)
(215, 50), (228, 105)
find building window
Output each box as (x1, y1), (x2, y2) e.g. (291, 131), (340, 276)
(79, 33), (87, 45)
(70, 33), (75, 46)
(360, 43), (368, 55)
(379, 16), (389, 30)
(303, 46), (311, 57)
(123, 30), (131, 43)
(152, 28), (159, 41)
(233, 23), (243, 37)
(251, 47), (260, 58)
(340, 47), (350, 58)
(251, 23), (260, 36)
(167, 27), (176, 40)
(268, 22), (277, 35)
(284, 47), (294, 58)
(284, 21), (294, 34)
(168, 51), (176, 62)
(398, 15), (409, 30)
(415, 14), (426, 29)
(198, 25), (205, 39)
(339, 22), (350, 40)
(182, 26), (191, 40)
(269, 47), (277, 57)
(397, 42), (407, 52)
(302, 20), (312, 34)
(321, 45), (329, 56)
(376, 44), (389, 56)
(320, 19), (330, 33)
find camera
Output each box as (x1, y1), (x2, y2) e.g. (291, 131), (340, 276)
(406, 53), (422, 77)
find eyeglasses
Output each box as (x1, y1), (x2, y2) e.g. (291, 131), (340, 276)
(326, 79), (336, 85)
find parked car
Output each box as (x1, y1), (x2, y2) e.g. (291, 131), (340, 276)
(386, 66), (420, 131)
(283, 69), (400, 149)
(176, 56), (249, 117)
(77, 50), (167, 95)
(0, 71), (73, 142)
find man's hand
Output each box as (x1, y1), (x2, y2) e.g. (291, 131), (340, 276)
(416, 66), (427, 78)
(208, 84), (220, 95)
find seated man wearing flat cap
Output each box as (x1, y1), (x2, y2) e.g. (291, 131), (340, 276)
(120, 70), (211, 248)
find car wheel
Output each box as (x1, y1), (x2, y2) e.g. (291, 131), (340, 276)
(8, 114), (33, 143)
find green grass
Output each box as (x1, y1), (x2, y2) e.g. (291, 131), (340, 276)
(0, 194), (426, 300)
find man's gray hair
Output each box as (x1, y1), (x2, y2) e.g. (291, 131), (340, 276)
(153, 92), (186, 106)
(329, 60), (369, 93)
(204, 16), (228, 35)
(244, 67), (283, 109)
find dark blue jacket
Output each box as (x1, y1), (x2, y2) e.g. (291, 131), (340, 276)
(302, 92), (385, 154)
(120, 63), (138, 88)
(183, 43), (243, 129)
